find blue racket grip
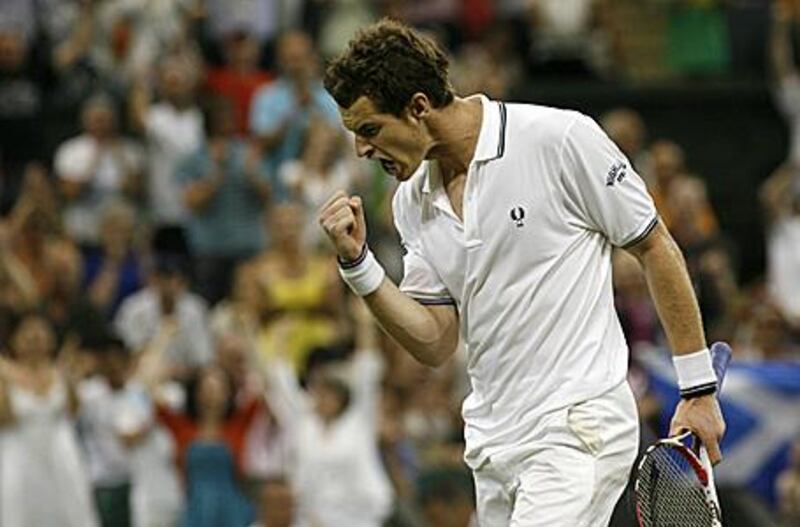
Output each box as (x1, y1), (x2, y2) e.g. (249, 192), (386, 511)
(710, 341), (732, 391)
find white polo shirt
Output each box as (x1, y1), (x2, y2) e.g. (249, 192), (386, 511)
(392, 96), (657, 469)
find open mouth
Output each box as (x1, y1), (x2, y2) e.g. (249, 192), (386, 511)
(379, 158), (400, 177)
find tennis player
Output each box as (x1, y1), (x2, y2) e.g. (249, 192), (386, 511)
(318, 19), (725, 526)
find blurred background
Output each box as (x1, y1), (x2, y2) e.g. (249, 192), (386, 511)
(0, 0), (798, 526)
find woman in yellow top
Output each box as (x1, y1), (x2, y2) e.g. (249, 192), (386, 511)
(251, 203), (346, 372)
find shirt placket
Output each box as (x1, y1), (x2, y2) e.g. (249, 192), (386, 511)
(463, 163), (482, 248)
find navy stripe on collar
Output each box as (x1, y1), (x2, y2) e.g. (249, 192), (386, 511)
(497, 102), (507, 159)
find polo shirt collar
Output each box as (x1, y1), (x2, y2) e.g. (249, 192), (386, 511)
(422, 94), (507, 194)
(472, 94), (507, 163)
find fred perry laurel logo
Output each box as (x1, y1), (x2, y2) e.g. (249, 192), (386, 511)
(510, 206), (525, 227)
(606, 161), (627, 187)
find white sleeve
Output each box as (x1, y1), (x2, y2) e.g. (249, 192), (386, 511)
(54, 140), (92, 182)
(775, 74), (800, 118)
(392, 190), (455, 305)
(348, 348), (384, 428)
(263, 356), (309, 433)
(560, 114), (658, 248)
(114, 298), (150, 351)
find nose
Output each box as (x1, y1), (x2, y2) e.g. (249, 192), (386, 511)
(354, 135), (374, 159)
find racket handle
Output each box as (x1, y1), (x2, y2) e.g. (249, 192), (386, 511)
(710, 342), (732, 390)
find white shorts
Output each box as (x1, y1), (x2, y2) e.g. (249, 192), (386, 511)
(472, 381), (639, 527)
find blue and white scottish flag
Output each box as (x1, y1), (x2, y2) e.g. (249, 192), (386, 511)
(638, 350), (800, 506)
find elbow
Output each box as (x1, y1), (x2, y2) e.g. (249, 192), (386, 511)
(414, 341), (455, 368)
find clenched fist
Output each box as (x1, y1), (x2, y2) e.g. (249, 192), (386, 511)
(318, 190), (367, 261)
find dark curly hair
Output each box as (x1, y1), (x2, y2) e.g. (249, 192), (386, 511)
(324, 18), (455, 116)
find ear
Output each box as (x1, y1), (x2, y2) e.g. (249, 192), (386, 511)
(407, 93), (432, 121)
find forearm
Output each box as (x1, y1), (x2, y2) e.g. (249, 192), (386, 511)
(88, 265), (120, 310)
(0, 253), (39, 308)
(633, 226), (706, 356)
(184, 178), (220, 211)
(128, 81), (151, 134)
(363, 279), (458, 367)
(772, 15), (795, 80)
(52, 10), (93, 72)
(0, 379), (14, 426)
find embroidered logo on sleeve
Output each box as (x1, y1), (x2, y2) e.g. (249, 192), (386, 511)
(605, 161), (627, 187)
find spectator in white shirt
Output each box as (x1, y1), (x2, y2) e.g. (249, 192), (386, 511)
(79, 334), (183, 527)
(115, 250), (213, 379)
(279, 120), (360, 248)
(767, 3), (800, 329)
(129, 56), (204, 228)
(55, 94), (144, 246)
(261, 309), (393, 527)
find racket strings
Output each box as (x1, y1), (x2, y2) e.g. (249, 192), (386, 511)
(636, 445), (714, 527)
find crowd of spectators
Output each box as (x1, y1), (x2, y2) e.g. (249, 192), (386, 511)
(0, 1), (798, 527)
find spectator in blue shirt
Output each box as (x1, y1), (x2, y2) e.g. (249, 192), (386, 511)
(179, 98), (271, 304)
(82, 200), (143, 318)
(248, 30), (340, 195)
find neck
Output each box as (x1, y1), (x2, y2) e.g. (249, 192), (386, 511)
(20, 355), (49, 369)
(199, 412), (222, 426)
(426, 97), (482, 185)
(279, 241), (302, 258)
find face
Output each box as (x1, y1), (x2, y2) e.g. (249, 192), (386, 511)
(100, 349), (131, 388)
(225, 33), (259, 69)
(302, 121), (340, 168)
(340, 96), (431, 181)
(650, 141), (684, 186)
(155, 271), (183, 308)
(100, 207), (134, 254)
(604, 111), (644, 158)
(196, 368), (231, 416)
(0, 30), (27, 70)
(269, 203), (304, 247)
(12, 316), (56, 361)
(309, 376), (347, 421)
(216, 334), (248, 381)
(83, 103), (116, 139)
(277, 32), (315, 81)
(160, 63), (193, 104)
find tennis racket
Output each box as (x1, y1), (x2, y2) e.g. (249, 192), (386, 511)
(634, 341), (732, 527)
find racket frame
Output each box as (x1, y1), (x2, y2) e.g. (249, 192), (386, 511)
(634, 431), (722, 526)
(634, 342), (731, 527)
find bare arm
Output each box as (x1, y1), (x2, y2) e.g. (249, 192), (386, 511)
(128, 77), (151, 135)
(625, 220), (725, 463)
(184, 172), (222, 211)
(319, 191), (459, 367)
(52, 2), (94, 72)
(771, 2), (796, 81)
(364, 283), (459, 367)
(624, 220), (706, 355)
(760, 165), (795, 223)
(0, 360), (15, 427)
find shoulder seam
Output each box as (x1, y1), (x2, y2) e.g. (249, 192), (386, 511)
(557, 113), (584, 180)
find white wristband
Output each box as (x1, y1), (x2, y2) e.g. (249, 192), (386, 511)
(338, 245), (386, 297)
(673, 348), (718, 398)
